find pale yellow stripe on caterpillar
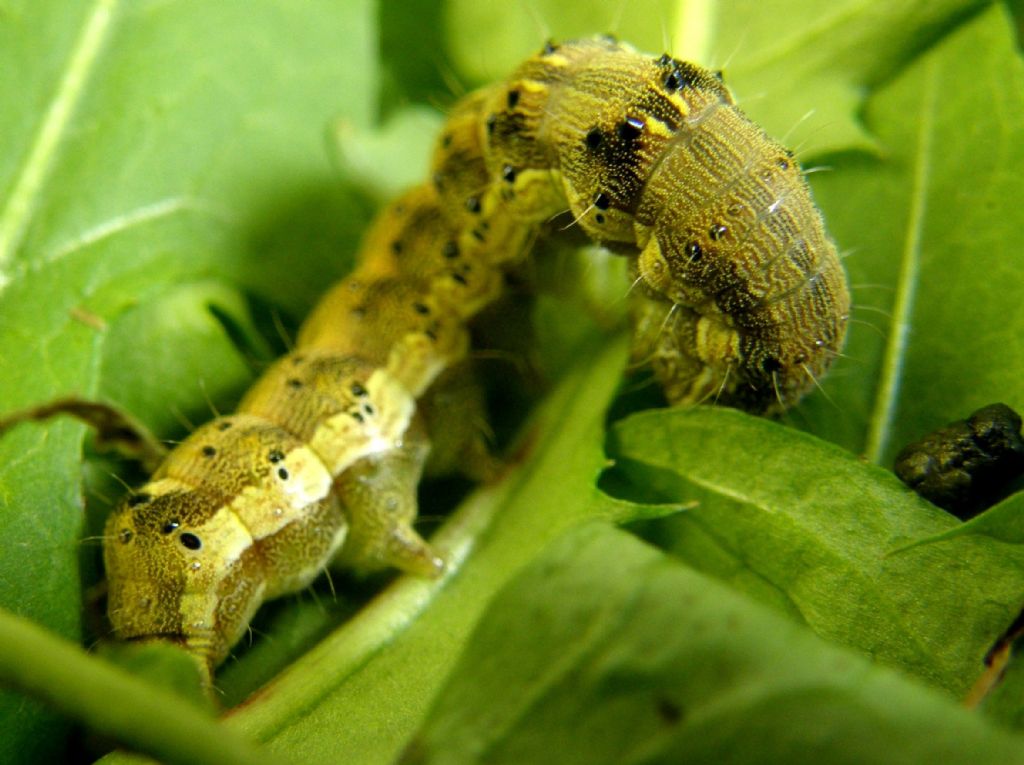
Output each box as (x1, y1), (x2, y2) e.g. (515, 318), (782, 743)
(238, 351), (417, 473)
(103, 413), (347, 670)
(240, 348), (454, 581)
(152, 414), (335, 546)
(149, 476), (267, 661)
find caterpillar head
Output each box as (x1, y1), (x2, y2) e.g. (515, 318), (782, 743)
(103, 413), (348, 673)
(103, 481), (265, 674)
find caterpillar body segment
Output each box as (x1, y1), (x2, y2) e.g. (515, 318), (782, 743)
(296, 278), (471, 397)
(103, 187), (501, 675)
(104, 415), (348, 669)
(447, 38), (849, 412)
(431, 89), (543, 274)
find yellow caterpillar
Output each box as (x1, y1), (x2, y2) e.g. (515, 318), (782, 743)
(103, 183), (496, 676)
(436, 37), (849, 411)
(22, 38), (849, 683)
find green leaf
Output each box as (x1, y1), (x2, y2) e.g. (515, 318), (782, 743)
(803, 2), (1024, 460)
(0, 607), (283, 765)
(608, 406), (1024, 696)
(0, 2), (376, 762)
(713, 0), (992, 155)
(331, 105), (444, 203)
(4, 0), (1024, 762)
(442, 0), (680, 85)
(408, 523), (1024, 765)
(888, 492), (1024, 550)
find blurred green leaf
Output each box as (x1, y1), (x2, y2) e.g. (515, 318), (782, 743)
(0, 1), (375, 762)
(408, 523), (1024, 765)
(2, 1), (1024, 763)
(0, 607), (281, 765)
(331, 105), (444, 203)
(442, 0), (680, 85)
(714, 0), (992, 155)
(608, 405), (1024, 696)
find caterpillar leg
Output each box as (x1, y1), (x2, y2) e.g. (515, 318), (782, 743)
(629, 287), (731, 407)
(420, 362), (502, 484)
(331, 419), (444, 578)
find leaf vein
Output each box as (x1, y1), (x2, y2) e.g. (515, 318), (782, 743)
(41, 196), (234, 266)
(0, 0), (120, 289)
(864, 55), (938, 463)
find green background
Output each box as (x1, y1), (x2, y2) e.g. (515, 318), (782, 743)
(1, 1), (1023, 763)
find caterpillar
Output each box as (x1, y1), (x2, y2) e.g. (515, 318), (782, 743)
(102, 183), (495, 677)
(12, 37), (849, 683)
(458, 37), (850, 410)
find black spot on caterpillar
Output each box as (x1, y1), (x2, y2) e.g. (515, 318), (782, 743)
(894, 403), (1024, 519)
(2, 38), (848, 685)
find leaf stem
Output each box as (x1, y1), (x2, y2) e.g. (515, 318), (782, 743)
(674, 0), (715, 63)
(0, 0), (118, 288)
(0, 608), (284, 765)
(864, 56), (938, 464)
